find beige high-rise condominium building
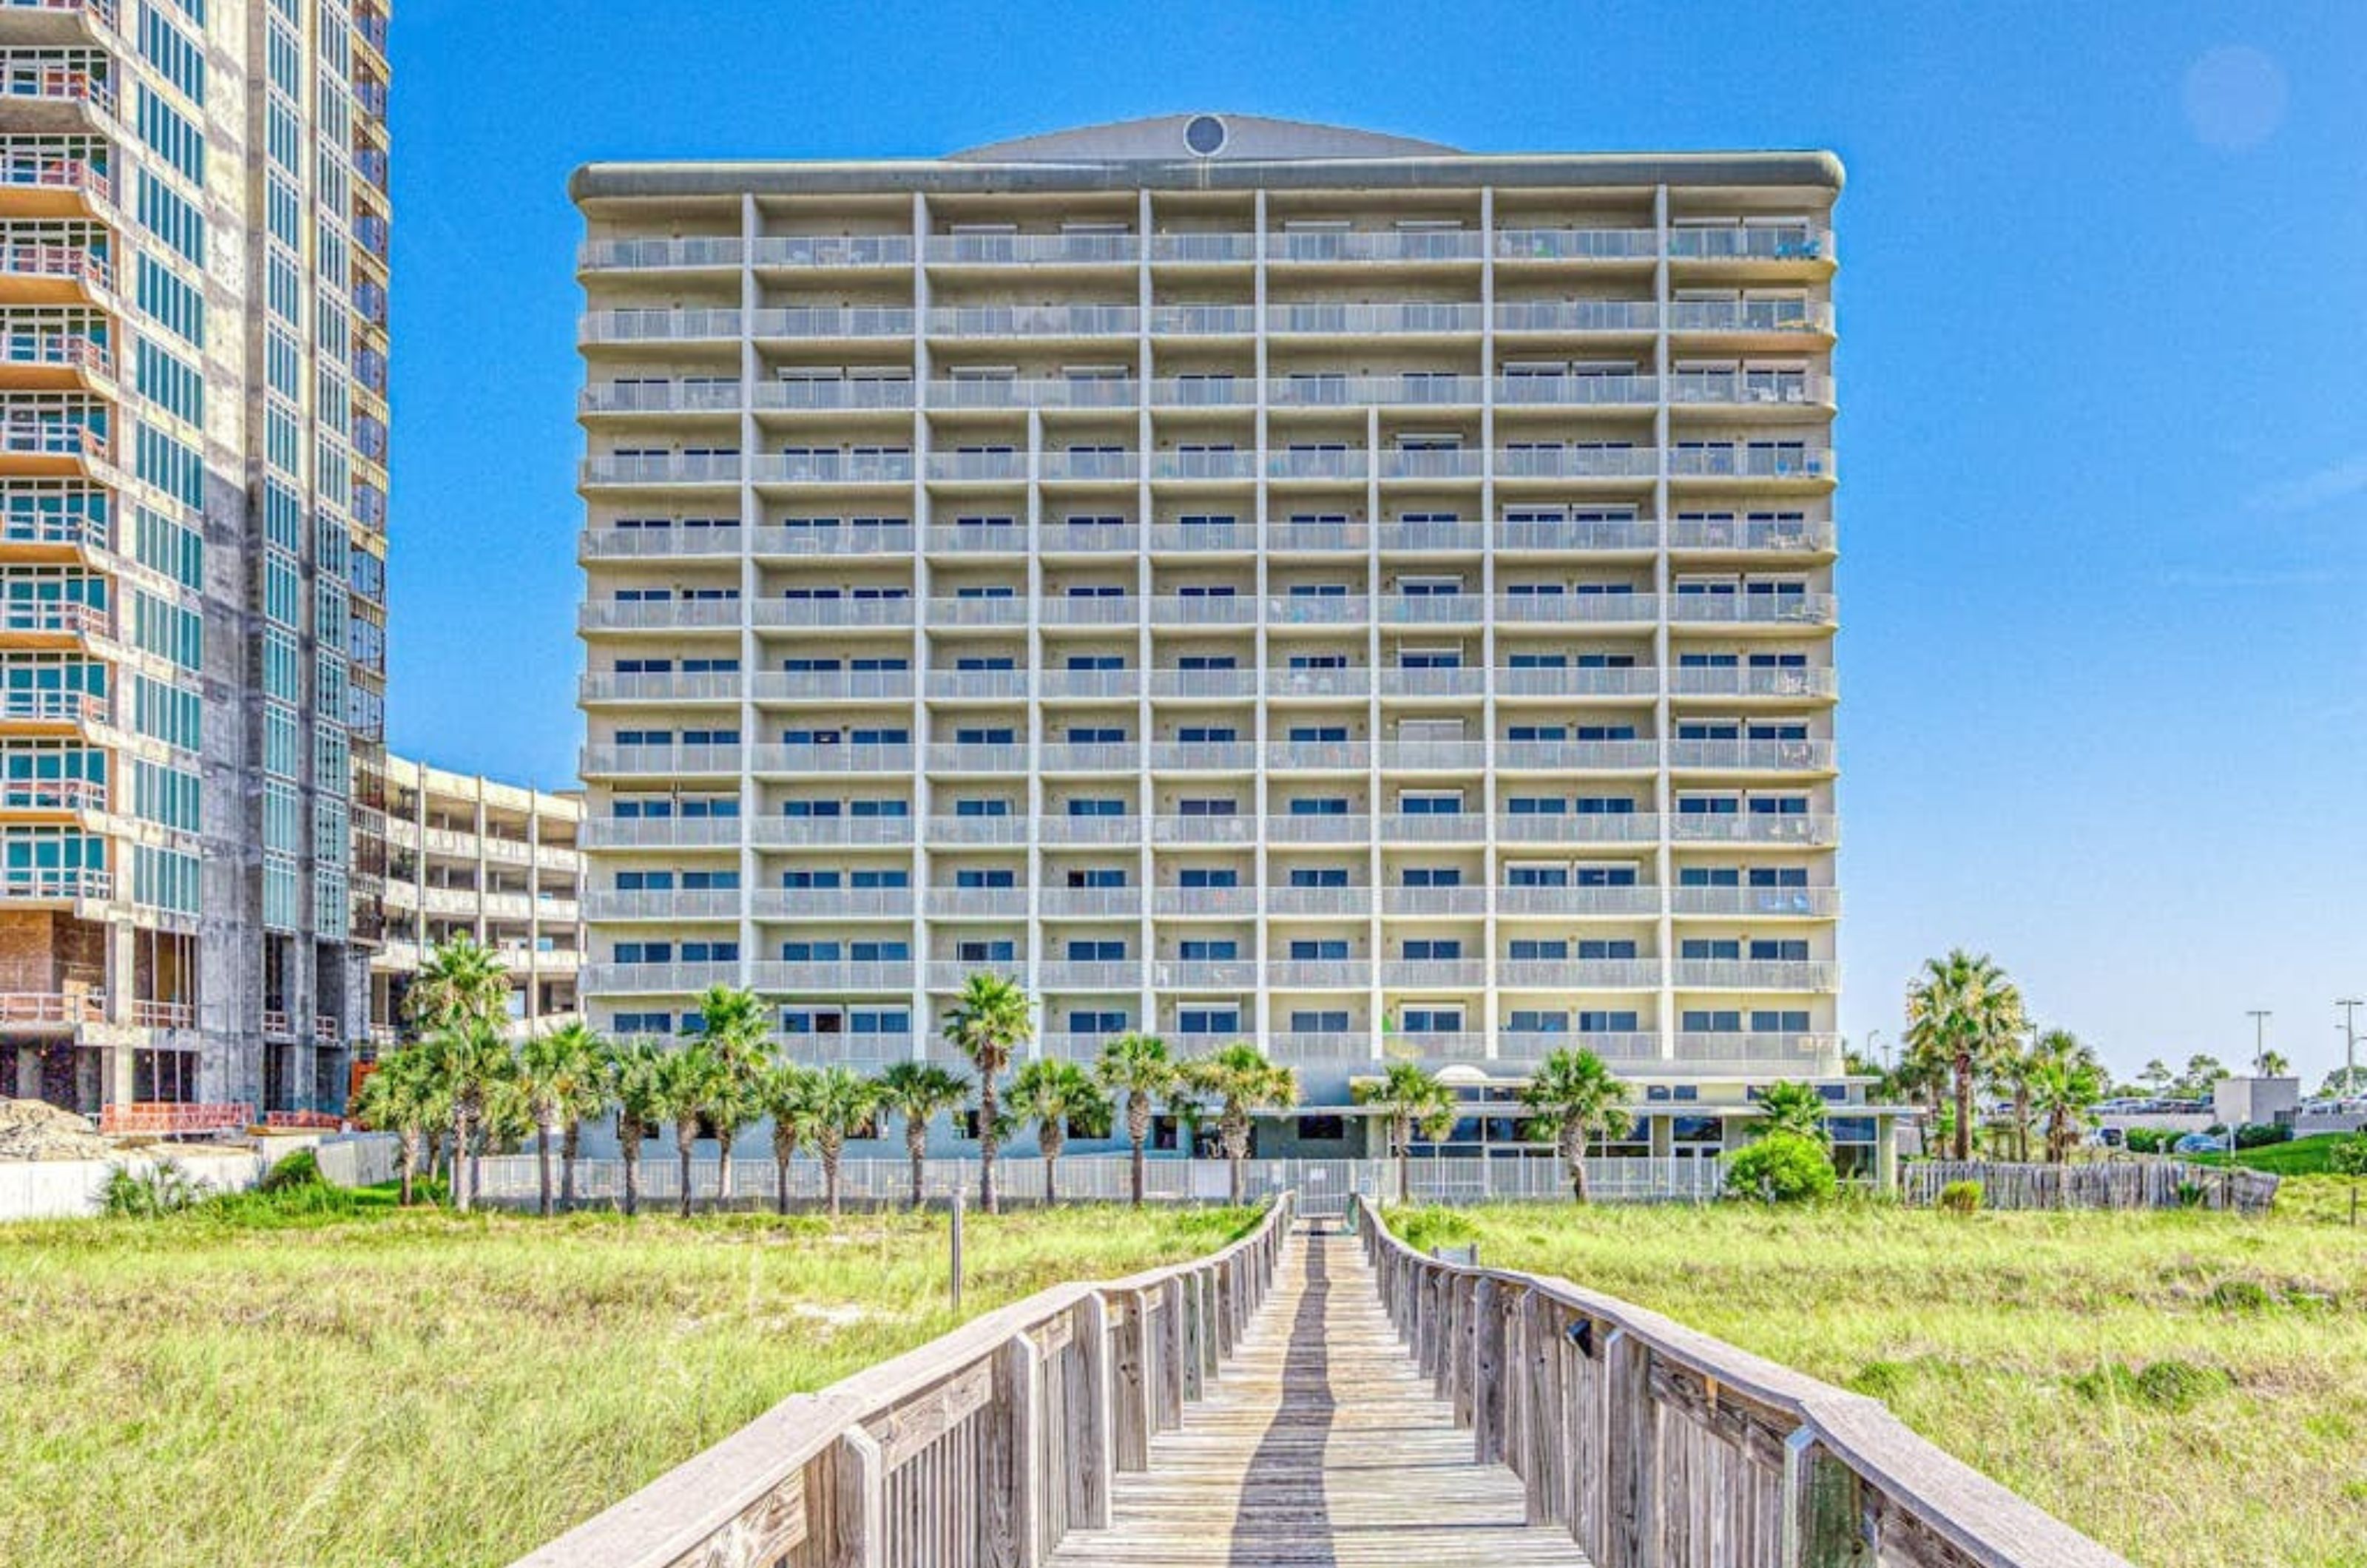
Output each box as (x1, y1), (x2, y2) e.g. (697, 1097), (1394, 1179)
(0, 0), (392, 1120)
(573, 115), (1867, 1167)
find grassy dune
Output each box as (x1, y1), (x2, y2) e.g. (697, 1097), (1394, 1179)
(1393, 1202), (2367, 1568)
(0, 1194), (1254, 1568)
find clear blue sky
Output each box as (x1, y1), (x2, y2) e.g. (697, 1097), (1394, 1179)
(382, 1), (2367, 1084)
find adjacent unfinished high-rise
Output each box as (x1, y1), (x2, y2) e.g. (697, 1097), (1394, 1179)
(573, 116), (1870, 1167)
(0, 0), (391, 1117)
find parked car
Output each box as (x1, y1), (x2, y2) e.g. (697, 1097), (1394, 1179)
(2172, 1132), (2228, 1155)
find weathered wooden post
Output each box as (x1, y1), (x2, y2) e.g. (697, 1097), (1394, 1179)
(831, 1427), (885, 1568)
(1781, 1428), (1868, 1568)
(1115, 1288), (1154, 1469)
(1077, 1294), (1114, 1530)
(1473, 1275), (1506, 1463)
(1601, 1328), (1655, 1568)
(991, 1331), (1046, 1568)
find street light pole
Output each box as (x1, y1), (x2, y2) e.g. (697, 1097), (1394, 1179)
(2246, 1010), (2272, 1077)
(2338, 1000), (2363, 1097)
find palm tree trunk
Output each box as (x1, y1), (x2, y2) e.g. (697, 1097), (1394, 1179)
(1043, 1154), (1056, 1203)
(776, 1155), (792, 1216)
(397, 1129), (418, 1207)
(1953, 1052), (1975, 1162)
(717, 1129), (735, 1209)
(621, 1143), (640, 1218)
(677, 1135), (695, 1219)
(825, 1147), (842, 1219)
(536, 1123), (554, 1218)
(1397, 1115), (1412, 1204)
(453, 1112), (473, 1214)
(561, 1122), (580, 1209)
(907, 1125), (927, 1210)
(979, 1081), (1001, 1215)
(1129, 1105), (1147, 1209)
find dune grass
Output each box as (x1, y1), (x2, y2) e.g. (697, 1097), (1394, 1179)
(0, 1189), (1255, 1568)
(1391, 1200), (2367, 1568)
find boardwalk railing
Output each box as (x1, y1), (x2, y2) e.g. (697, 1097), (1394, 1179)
(463, 1153), (1724, 1212)
(1900, 1158), (2278, 1214)
(1350, 1197), (2134, 1568)
(513, 1193), (1294, 1568)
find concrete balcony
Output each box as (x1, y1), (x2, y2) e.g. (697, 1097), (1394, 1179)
(1264, 960), (1371, 990)
(1667, 592), (1835, 627)
(1146, 303), (1257, 336)
(578, 309), (743, 345)
(578, 379), (744, 417)
(1039, 669), (1140, 701)
(1263, 594), (1364, 627)
(1152, 885), (1255, 918)
(1268, 448), (1368, 481)
(1039, 887), (1141, 919)
(922, 304), (1135, 339)
(1037, 962), (1144, 993)
(1041, 595), (1141, 627)
(752, 524), (916, 558)
(580, 453), (740, 488)
(578, 744), (743, 779)
(1493, 446), (1657, 481)
(1378, 813), (1484, 843)
(749, 235), (914, 268)
(1496, 885), (1661, 918)
(1665, 447), (1834, 484)
(754, 451), (915, 486)
(1380, 885), (1485, 916)
(1044, 522), (1143, 554)
(1149, 741), (1255, 772)
(1266, 885), (1371, 917)
(1493, 666), (1658, 699)
(1038, 450), (1141, 484)
(1494, 228), (1659, 262)
(1378, 449), (1485, 481)
(586, 888), (740, 922)
(1496, 740), (1658, 771)
(752, 379), (919, 413)
(749, 961), (914, 992)
(0, 599), (105, 641)
(1493, 592), (1658, 624)
(1495, 518), (1660, 553)
(1674, 1031), (1843, 1075)
(1382, 959), (1485, 988)
(0, 152), (112, 219)
(922, 886), (1027, 919)
(1666, 740), (1835, 773)
(0, 867), (106, 909)
(1269, 374), (1485, 409)
(1263, 813), (1369, 845)
(1266, 230), (1483, 263)
(1148, 450), (1258, 481)
(1264, 740), (1368, 771)
(1147, 233), (1257, 264)
(1155, 959), (1258, 990)
(0, 243), (109, 308)
(578, 236), (746, 272)
(1377, 668), (1482, 699)
(580, 816), (743, 850)
(1667, 666), (1836, 700)
(1038, 743), (1140, 774)
(577, 598), (743, 633)
(1149, 376), (1255, 408)
(0, 419), (109, 478)
(1669, 369), (1831, 410)
(1150, 595), (1255, 627)
(923, 669), (1027, 702)
(1266, 521), (1367, 554)
(925, 450), (1027, 484)
(1268, 667), (1371, 700)
(751, 598), (916, 630)
(1150, 814), (1254, 845)
(749, 307), (916, 339)
(1665, 298), (1834, 336)
(1666, 518), (1835, 555)
(749, 817), (915, 849)
(925, 595), (1027, 628)
(925, 743), (1027, 774)
(924, 232), (1140, 266)
(753, 888), (916, 920)
(1490, 300), (1658, 334)
(752, 671), (916, 703)
(1377, 740), (1486, 771)
(1389, 1030), (1486, 1061)
(1270, 1030), (1375, 1061)
(1497, 812), (1661, 844)
(1671, 886), (1838, 919)
(580, 671), (742, 705)
(1148, 524), (1254, 555)
(1370, 520), (1482, 553)
(1033, 816), (1137, 845)
(580, 961), (744, 995)
(1269, 303), (1482, 336)
(752, 743), (914, 775)
(1493, 373), (1658, 407)
(1672, 959), (1837, 991)
(1377, 594), (1481, 626)
(925, 524), (1025, 555)
(578, 525), (744, 561)
(928, 376), (1139, 411)
(0, 685), (104, 729)
(1499, 1030), (1662, 1064)
(1498, 959), (1661, 989)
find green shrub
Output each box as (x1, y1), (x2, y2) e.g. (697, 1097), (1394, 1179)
(1936, 1179), (1984, 1215)
(2328, 1135), (2367, 1178)
(1723, 1132), (1837, 1203)
(99, 1159), (201, 1218)
(2071, 1357), (2232, 1412)
(258, 1149), (324, 1194)
(2123, 1127), (2172, 1155)
(2176, 1181), (2208, 1208)
(2234, 1122), (2293, 1149)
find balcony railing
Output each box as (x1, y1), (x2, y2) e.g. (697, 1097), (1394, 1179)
(1149, 449), (1258, 481)
(1491, 301), (1658, 334)
(1674, 1031), (1843, 1073)
(1149, 814), (1254, 845)
(1494, 228), (1660, 261)
(1265, 740), (1368, 771)
(928, 376), (1138, 410)
(1496, 812), (1661, 844)
(1154, 959), (1258, 990)
(751, 597), (915, 629)
(579, 817), (744, 851)
(751, 743), (914, 774)
(923, 669), (1027, 700)
(578, 380), (743, 416)
(580, 453), (739, 487)
(1377, 668), (1483, 698)
(1672, 886), (1839, 919)
(1269, 303), (1482, 335)
(0, 865), (107, 899)
(1666, 666), (1835, 700)
(1265, 885), (1371, 917)
(746, 961), (914, 992)
(924, 743), (1027, 774)
(1264, 813), (1371, 844)
(1380, 885), (1485, 916)
(1149, 595), (1255, 626)
(1264, 960), (1371, 990)
(1497, 959), (1661, 990)
(751, 235), (914, 268)
(1150, 376), (1255, 408)
(578, 743), (742, 777)
(919, 887), (1026, 919)
(749, 671), (916, 702)
(1039, 887), (1141, 919)
(1665, 740), (1834, 772)
(1665, 592), (1836, 626)
(1269, 375), (1485, 408)
(752, 888), (916, 920)
(1037, 743), (1139, 773)
(925, 595), (1027, 627)
(0, 154), (109, 206)
(1378, 813), (1485, 843)
(1266, 229), (1482, 263)
(1672, 959), (1837, 991)
(580, 237), (746, 271)
(577, 598), (742, 632)
(1389, 1030), (1487, 1060)
(1494, 666), (1659, 698)
(1377, 740), (1486, 771)
(1669, 813), (1837, 846)
(749, 307), (915, 338)
(1496, 885), (1661, 917)
(579, 309), (742, 344)
(0, 240), (108, 291)
(1666, 445), (1834, 481)
(1153, 885), (1256, 917)
(754, 450), (914, 485)
(1146, 303), (1259, 335)
(0, 687), (105, 724)
(749, 817), (915, 848)
(581, 962), (746, 995)
(1035, 962), (1143, 993)
(924, 305), (1137, 338)
(1666, 226), (1831, 263)
(0, 598), (106, 636)
(585, 889), (740, 922)
(1147, 233), (1258, 263)
(1493, 446), (1658, 479)
(924, 233), (1138, 266)
(1494, 740), (1658, 771)
(1493, 374), (1658, 406)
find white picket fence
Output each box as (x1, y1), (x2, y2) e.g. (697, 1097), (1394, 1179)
(462, 1154), (1729, 1214)
(1900, 1159), (2279, 1214)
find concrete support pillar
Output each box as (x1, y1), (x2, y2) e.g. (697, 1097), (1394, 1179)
(1874, 1114), (1900, 1193)
(1647, 1112), (1672, 1159)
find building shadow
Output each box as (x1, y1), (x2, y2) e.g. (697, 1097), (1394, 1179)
(1227, 1238), (1338, 1566)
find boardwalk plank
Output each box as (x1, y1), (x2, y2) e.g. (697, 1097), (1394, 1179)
(1048, 1231), (1592, 1567)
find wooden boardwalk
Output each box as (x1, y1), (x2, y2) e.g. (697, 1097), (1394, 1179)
(1048, 1229), (1592, 1567)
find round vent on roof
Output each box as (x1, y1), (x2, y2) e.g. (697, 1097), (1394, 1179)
(1184, 115), (1228, 156)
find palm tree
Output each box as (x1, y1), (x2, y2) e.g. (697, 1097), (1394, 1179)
(2260, 1049), (2291, 1079)
(1095, 1032), (1178, 1207)
(1995, 1038), (2040, 1162)
(1183, 1042), (1298, 1206)
(1010, 1058), (1109, 1203)
(349, 1044), (442, 1206)
(1354, 1061), (1456, 1203)
(805, 1066), (879, 1219)
(516, 1022), (606, 1217)
(689, 985), (774, 1207)
(1905, 949), (2027, 1161)
(875, 1061), (969, 1209)
(651, 1042), (726, 1217)
(606, 1038), (667, 1217)
(943, 972), (1033, 1214)
(403, 935), (512, 1038)
(1752, 1078), (1830, 1146)
(1522, 1047), (1630, 1203)
(422, 1018), (516, 1213)
(2030, 1030), (2107, 1163)
(2138, 1058), (2173, 1095)
(758, 1060), (818, 1215)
